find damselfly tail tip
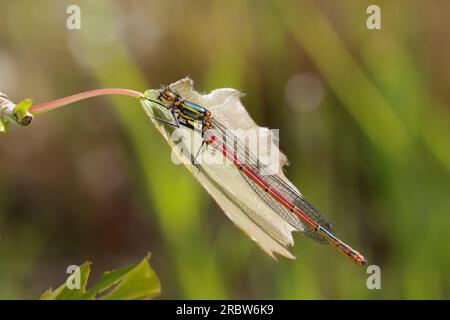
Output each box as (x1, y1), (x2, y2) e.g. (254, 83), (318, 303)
(354, 252), (368, 266)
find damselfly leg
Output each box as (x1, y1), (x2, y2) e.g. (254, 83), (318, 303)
(141, 97), (181, 128)
(149, 108), (181, 128)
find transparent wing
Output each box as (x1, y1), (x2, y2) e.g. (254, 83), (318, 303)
(238, 170), (328, 243)
(209, 118), (333, 243)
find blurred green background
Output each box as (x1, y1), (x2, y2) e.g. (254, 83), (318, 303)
(0, 0), (449, 299)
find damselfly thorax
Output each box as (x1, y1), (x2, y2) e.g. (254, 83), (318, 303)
(157, 87), (212, 132)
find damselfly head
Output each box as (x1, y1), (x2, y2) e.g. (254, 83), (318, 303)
(159, 87), (178, 103)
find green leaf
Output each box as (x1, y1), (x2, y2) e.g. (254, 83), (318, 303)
(0, 119), (7, 134)
(14, 99), (32, 119)
(40, 261), (91, 300)
(99, 253), (161, 300)
(13, 99), (33, 126)
(0, 97), (33, 129)
(39, 254), (160, 300)
(81, 263), (136, 299)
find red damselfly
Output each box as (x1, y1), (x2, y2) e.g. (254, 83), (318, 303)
(142, 87), (367, 266)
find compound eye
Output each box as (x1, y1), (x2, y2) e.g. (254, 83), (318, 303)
(164, 90), (176, 101)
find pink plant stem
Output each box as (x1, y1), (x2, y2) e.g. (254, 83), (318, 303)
(29, 88), (143, 115)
